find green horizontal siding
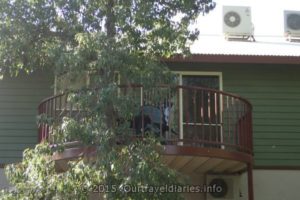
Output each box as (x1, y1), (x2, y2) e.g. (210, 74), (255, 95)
(0, 109), (37, 116)
(0, 130), (39, 137)
(253, 125), (300, 133)
(0, 123), (37, 130)
(255, 146), (300, 153)
(0, 136), (38, 144)
(223, 66), (300, 166)
(0, 71), (53, 164)
(169, 63), (300, 167)
(254, 132), (300, 139)
(0, 151), (23, 158)
(254, 159), (300, 166)
(0, 143), (34, 151)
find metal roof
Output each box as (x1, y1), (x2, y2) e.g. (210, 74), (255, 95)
(163, 35), (300, 64)
(190, 35), (300, 57)
(164, 54), (300, 65)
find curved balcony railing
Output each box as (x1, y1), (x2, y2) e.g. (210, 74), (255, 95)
(38, 85), (253, 155)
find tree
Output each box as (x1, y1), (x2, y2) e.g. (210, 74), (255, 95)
(0, 0), (215, 199)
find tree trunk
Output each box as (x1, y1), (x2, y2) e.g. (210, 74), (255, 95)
(104, 0), (117, 130)
(106, 0), (116, 38)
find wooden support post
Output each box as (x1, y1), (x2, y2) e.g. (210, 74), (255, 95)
(247, 163), (254, 200)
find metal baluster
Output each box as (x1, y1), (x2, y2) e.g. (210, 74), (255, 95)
(208, 91), (212, 145)
(201, 89), (205, 146)
(193, 89), (197, 145)
(184, 89), (190, 145)
(141, 86), (144, 138)
(226, 96), (230, 148)
(214, 92), (219, 147)
(220, 93), (224, 149)
(232, 97), (237, 149)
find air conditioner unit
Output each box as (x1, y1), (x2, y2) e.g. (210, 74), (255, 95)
(223, 6), (253, 37)
(206, 174), (240, 200)
(284, 10), (300, 38)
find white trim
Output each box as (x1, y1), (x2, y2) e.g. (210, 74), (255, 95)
(174, 71), (223, 90)
(184, 123), (222, 126)
(54, 75), (58, 95)
(179, 77), (183, 142)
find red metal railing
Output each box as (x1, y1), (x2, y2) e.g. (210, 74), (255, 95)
(38, 85), (253, 154)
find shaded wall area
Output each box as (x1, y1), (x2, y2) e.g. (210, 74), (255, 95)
(0, 71), (53, 164)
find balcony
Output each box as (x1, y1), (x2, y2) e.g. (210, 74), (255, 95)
(38, 85), (253, 174)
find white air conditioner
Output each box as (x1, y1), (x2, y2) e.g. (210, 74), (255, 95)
(206, 174), (240, 200)
(223, 6), (253, 37)
(284, 10), (300, 37)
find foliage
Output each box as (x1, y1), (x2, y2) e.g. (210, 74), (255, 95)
(1, 139), (183, 200)
(0, 0), (216, 74)
(0, 0), (215, 199)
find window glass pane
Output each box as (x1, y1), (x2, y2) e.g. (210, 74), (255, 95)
(182, 75), (219, 89)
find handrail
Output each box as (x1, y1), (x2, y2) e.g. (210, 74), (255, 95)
(38, 85), (253, 155)
(176, 85), (252, 109)
(38, 85), (252, 110)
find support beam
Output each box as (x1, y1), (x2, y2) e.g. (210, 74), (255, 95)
(247, 163), (254, 200)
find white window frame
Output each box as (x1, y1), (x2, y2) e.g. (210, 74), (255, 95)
(174, 71), (223, 142)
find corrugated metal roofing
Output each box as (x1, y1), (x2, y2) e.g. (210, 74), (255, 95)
(190, 35), (300, 57)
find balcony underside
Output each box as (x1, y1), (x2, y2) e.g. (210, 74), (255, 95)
(161, 146), (251, 174)
(53, 143), (252, 174)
